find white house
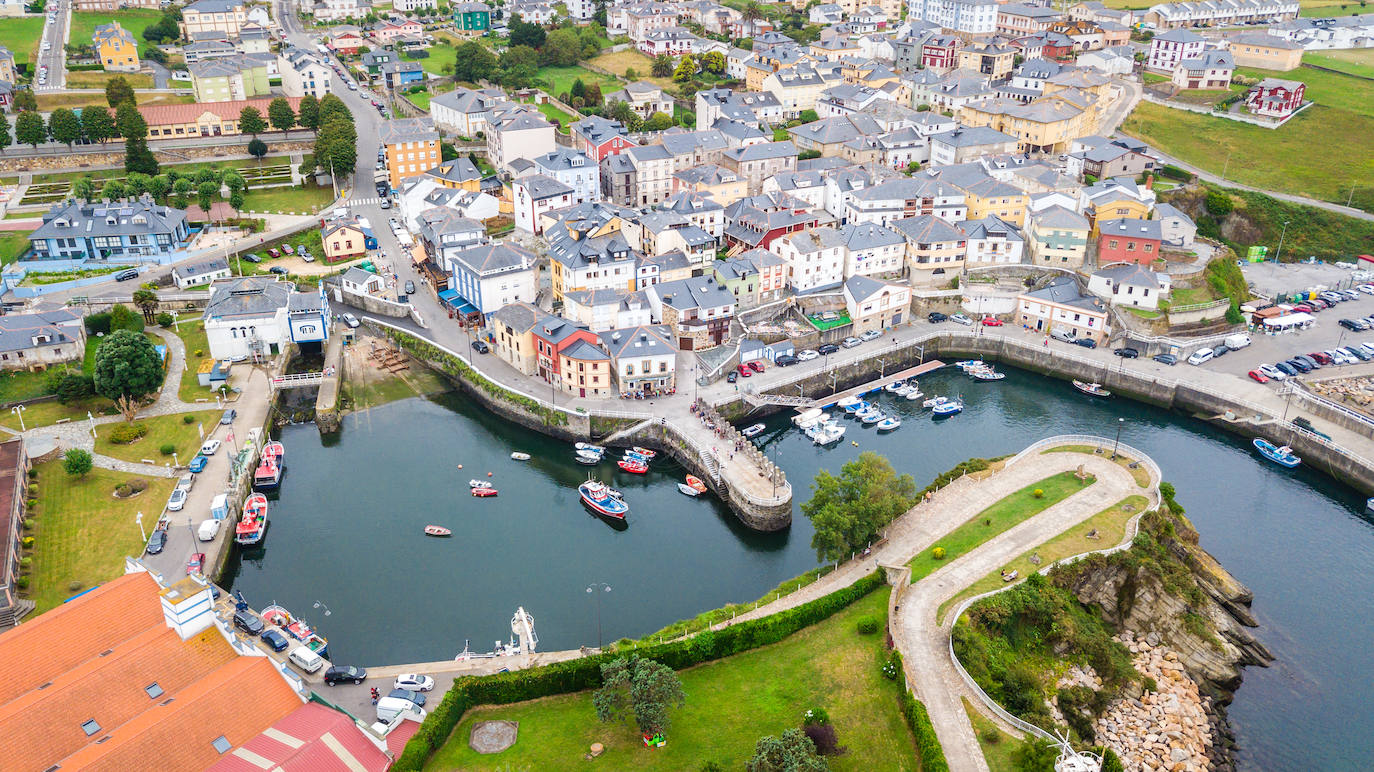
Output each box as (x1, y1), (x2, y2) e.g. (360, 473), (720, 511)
(599, 324), (676, 394)
(907, 0), (998, 35)
(1146, 28), (1205, 73)
(771, 227), (847, 293)
(430, 87), (506, 137)
(485, 105), (556, 173)
(1087, 263), (1171, 310)
(278, 47), (331, 98)
(564, 289), (652, 332)
(959, 215), (1025, 266)
(340, 266), (385, 297)
(512, 175), (575, 235)
(172, 256), (232, 289)
(514, 148), (601, 206)
(843, 274), (911, 335)
(839, 222), (906, 278)
(202, 277), (296, 361)
(446, 242), (539, 319)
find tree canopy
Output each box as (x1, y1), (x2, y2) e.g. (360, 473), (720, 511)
(453, 40), (497, 83)
(63, 448), (93, 478)
(14, 112), (45, 149)
(314, 117), (358, 178)
(239, 106), (267, 136)
(268, 98), (296, 136)
(508, 15), (546, 48)
(81, 107), (116, 144)
(92, 329), (163, 403)
(115, 101), (147, 141)
(48, 108), (81, 148)
(802, 452), (917, 562)
(747, 729), (828, 772)
(105, 76), (136, 108)
(296, 94), (321, 132)
(593, 655), (685, 737)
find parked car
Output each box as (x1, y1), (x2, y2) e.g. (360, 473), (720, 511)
(859, 329), (882, 341)
(726, 371), (737, 383)
(267, 248), (281, 258)
(950, 313), (973, 326)
(268, 266), (288, 275)
(1211, 344), (1229, 358)
(324, 665), (368, 685)
(342, 313), (360, 328)
(841, 336), (862, 348)
(1257, 364), (1287, 380)
(796, 349), (819, 361)
(1350, 346), (1374, 361)
(188, 455), (209, 473)
(176, 473), (194, 492)
(747, 360), (765, 373)
(167, 487), (187, 511)
(775, 354), (799, 366)
(404, 280), (416, 294)
(220, 409), (237, 425)
(388, 688), (427, 707)
(1358, 283), (1374, 295)
(1274, 361), (1298, 377)
(1284, 358), (1311, 373)
(242, 253), (262, 263)
(1248, 370), (1270, 383)
(817, 343), (840, 355)
(1309, 351), (1334, 365)
(261, 629), (290, 652)
(1187, 349), (1214, 365)
(145, 530), (167, 555)
(114, 268), (139, 281)
(1153, 353), (1177, 366)
(927, 312), (948, 323)
(1339, 318), (1365, 331)
(1050, 329), (1076, 343)
(980, 317), (1004, 327)
(1320, 291), (1344, 304)
(1114, 347), (1139, 358)
(380, 199), (392, 209)
(1073, 337), (1097, 349)
(1327, 348), (1357, 365)
(233, 609), (265, 636)
(393, 674), (436, 692)
(735, 364), (752, 377)
(186, 552), (205, 574)
(1293, 354), (1320, 370)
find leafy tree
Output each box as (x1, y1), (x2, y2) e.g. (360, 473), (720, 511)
(239, 106), (267, 137)
(132, 287), (159, 322)
(0, 111), (11, 154)
(569, 78), (587, 102)
(319, 94), (352, 126)
(642, 111), (674, 131)
(496, 45), (540, 89)
(542, 26), (584, 66)
(222, 170), (245, 193)
(193, 168), (215, 185)
(196, 180), (217, 210)
(268, 97), (296, 136)
(453, 39), (497, 82)
(101, 180), (126, 201)
(315, 117), (358, 178)
(72, 176), (97, 201)
(229, 188), (245, 210)
(247, 137), (269, 160)
(624, 66), (637, 80)
(702, 50), (726, 74)
(593, 655), (686, 737)
(1205, 190), (1233, 217)
(63, 448), (93, 478)
(607, 99), (635, 126)
(651, 53), (673, 77)
(105, 76), (136, 108)
(747, 729), (827, 772)
(802, 452), (917, 563)
(172, 178), (193, 208)
(93, 329), (163, 416)
(125, 139), (159, 175)
(108, 304), (144, 333)
(14, 111), (45, 149)
(55, 372), (95, 404)
(124, 172), (151, 197)
(1011, 738), (1059, 772)
(12, 89), (36, 112)
(673, 54), (696, 83)
(149, 174), (171, 201)
(115, 101), (147, 141)
(585, 83), (603, 107)
(508, 15), (546, 48)
(296, 94), (321, 133)
(799, 109), (818, 123)
(81, 106), (116, 144)
(1101, 748), (1124, 772)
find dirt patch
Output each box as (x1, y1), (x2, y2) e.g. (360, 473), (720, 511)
(469, 720), (518, 754)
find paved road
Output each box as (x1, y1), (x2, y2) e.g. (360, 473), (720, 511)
(34, 0), (68, 92)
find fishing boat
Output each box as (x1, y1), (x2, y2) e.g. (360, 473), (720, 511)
(617, 458), (648, 474)
(970, 369), (1006, 381)
(472, 487), (498, 497)
(812, 424), (846, 445)
(1072, 380), (1112, 398)
(741, 423), (765, 438)
(261, 604), (328, 657)
(678, 483), (702, 497)
(252, 457), (283, 491)
(876, 416), (901, 431)
(685, 475), (707, 493)
(1253, 438), (1301, 468)
(792, 407), (825, 427)
(262, 440), (284, 464)
(905, 387), (925, 401)
(511, 452), (531, 461)
(884, 381), (905, 393)
(575, 442), (605, 454)
(955, 360), (984, 371)
(469, 479), (493, 489)
(630, 446), (658, 459)
(235, 493), (269, 546)
(424, 525), (452, 537)
(892, 383), (913, 396)
(575, 449), (603, 464)
(932, 399), (963, 417)
(855, 406), (880, 420)
(579, 478), (628, 519)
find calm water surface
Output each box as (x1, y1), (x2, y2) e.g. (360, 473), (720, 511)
(226, 368), (1374, 771)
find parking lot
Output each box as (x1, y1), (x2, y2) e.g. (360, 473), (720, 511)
(1201, 284), (1374, 380)
(1240, 259), (1373, 300)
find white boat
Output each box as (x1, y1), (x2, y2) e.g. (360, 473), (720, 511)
(892, 383), (913, 396)
(855, 407), (881, 421)
(469, 479), (492, 489)
(955, 360), (984, 371)
(904, 387), (925, 401)
(842, 400), (870, 414)
(884, 381), (905, 393)
(812, 424), (846, 445)
(876, 416), (901, 431)
(741, 423), (765, 438)
(678, 483), (702, 497)
(971, 369), (1005, 381)
(836, 395), (864, 409)
(922, 395), (945, 408)
(932, 399), (963, 417)
(575, 449), (603, 463)
(574, 442), (605, 454)
(511, 452), (531, 461)
(792, 408), (825, 427)
(861, 411), (883, 424)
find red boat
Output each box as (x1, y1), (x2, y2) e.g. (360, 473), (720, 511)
(618, 459), (648, 474)
(424, 525), (451, 537)
(630, 446), (657, 459)
(685, 475), (707, 493)
(472, 487), (498, 497)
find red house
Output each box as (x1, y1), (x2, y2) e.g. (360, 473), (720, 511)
(724, 205), (819, 251)
(570, 116), (637, 164)
(329, 32), (365, 55)
(1097, 218), (1163, 266)
(531, 315), (604, 388)
(1247, 78), (1306, 119)
(923, 36), (963, 71)
(1013, 31), (1074, 61)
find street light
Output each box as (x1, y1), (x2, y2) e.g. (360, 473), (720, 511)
(1274, 221), (1291, 263)
(586, 582), (611, 649)
(313, 600), (332, 617)
(1111, 417), (1124, 460)
(136, 511), (146, 542)
(10, 405), (24, 432)
(87, 410), (96, 439)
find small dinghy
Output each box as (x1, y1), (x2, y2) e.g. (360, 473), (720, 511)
(618, 458), (649, 474)
(511, 452), (531, 461)
(623, 449), (653, 463)
(685, 475), (707, 493)
(472, 487), (498, 497)
(861, 411), (883, 424)
(922, 395), (944, 408)
(678, 483), (702, 497)
(424, 525), (452, 537)
(877, 416), (901, 431)
(630, 446), (658, 459)
(741, 423), (765, 438)
(575, 449), (603, 464)
(469, 479), (492, 489)
(575, 442), (605, 454)
(884, 381), (905, 393)
(904, 387), (925, 401)
(1072, 380), (1111, 398)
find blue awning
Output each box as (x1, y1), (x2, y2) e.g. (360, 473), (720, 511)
(437, 289), (479, 315)
(437, 289), (460, 304)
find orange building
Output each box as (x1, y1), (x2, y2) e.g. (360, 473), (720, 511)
(380, 117), (441, 190)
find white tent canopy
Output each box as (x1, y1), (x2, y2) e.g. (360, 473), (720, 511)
(1262, 312), (1315, 329)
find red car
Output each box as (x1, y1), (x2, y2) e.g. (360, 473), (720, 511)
(267, 248), (281, 258)
(186, 553), (205, 574)
(980, 317), (1004, 327)
(747, 360), (765, 373)
(736, 364), (752, 377)
(1309, 351), (1334, 365)
(1247, 370), (1269, 383)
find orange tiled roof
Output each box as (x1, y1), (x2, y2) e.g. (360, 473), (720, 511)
(132, 96), (304, 128)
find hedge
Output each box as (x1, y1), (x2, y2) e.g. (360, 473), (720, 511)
(892, 651), (950, 772)
(393, 570), (886, 770)
(382, 328), (568, 426)
(920, 457), (992, 498)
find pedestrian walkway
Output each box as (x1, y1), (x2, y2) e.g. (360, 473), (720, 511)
(346, 196), (385, 206)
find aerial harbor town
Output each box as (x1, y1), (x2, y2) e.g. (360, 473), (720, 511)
(0, 0), (1373, 768)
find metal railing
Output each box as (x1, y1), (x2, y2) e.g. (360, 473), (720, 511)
(1281, 380), (1374, 430)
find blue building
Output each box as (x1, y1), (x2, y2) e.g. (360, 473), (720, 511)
(28, 197), (190, 264)
(287, 283), (331, 351)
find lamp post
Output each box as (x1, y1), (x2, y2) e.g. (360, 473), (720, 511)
(10, 405), (24, 432)
(87, 410), (96, 439)
(313, 600), (332, 617)
(585, 582), (611, 649)
(1111, 417), (1124, 460)
(136, 511), (146, 542)
(1274, 221), (1291, 263)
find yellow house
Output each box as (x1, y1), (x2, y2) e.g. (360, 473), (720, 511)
(1084, 184), (1153, 238)
(958, 89), (1101, 155)
(763, 65), (834, 119)
(673, 164), (747, 205)
(322, 222), (369, 262)
(957, 43), (1016, 81)
(93, 21), (139, 73)
(948, 174), (1029, 227)
(424, 158), (483, 192)
(1225, 32), (1304, 71)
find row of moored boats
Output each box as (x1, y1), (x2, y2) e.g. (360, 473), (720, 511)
(236, 440), (286, 547)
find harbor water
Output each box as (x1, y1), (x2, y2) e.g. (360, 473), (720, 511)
(226, 367), (1374, 771)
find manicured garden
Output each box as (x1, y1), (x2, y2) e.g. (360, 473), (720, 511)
(170, 320), (213, 403)
(910, 470), (1095, 585)
(0, 396), (114, 432)
(423, 587), (919, 771)
(93, 410), (222, 464)
(23, 459), (176, 613)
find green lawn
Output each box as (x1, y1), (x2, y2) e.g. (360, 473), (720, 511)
(964, 697), (1019, 772)
(69, 9), (163, 47)
(240, 182), (337, 214)
(425, 588), (918, 771)
(24, 460), (177, 614)
(64, 71), (154, 90)
(533, 102), (575, 127)
(1298, 0), (1368, 16)
(0, 368), (56, 403)
(404, 44), (456, 76)
(0, 16), (48, 66)
(539, 64), (622, 98)
(1171, 286), (1220, 306)
(1239, 65), (1374, 117)
(407, 89), (432, 110)
(0, 230), (32, 265)
(93, 410), (221, 464)
(0, 396), (116, 432)
(908, 470), (1095, 584)
(1305, 50), (1374, 79)
(170, 320), (213, 403)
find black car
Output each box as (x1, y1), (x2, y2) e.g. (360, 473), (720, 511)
(145, 530), (167, 554)
(1274, 360), (1299, 376)
(471, 340), (489, 354)
(388, 687), (427, 707)
(1152, 353), (1177, 366)
(775, 354), (799, 366)
(404, 280), (416, 294)
(242, 253), (262, 263)
(233, 609), (265, 636)
(1286, 358), (1312, 373)
(817, 343), (840, 355)
(1073, 338), (1097, 349)
(268, 266), (288, 275)
(261, 629), (290, 652)
(927, 312), (948, 323)
(1114, 347), (1139, 358)
(1211, 344), (1229, 358)
(323, 665), (368, 685)
(1339, 318), (1363, 331)
(114, 268), (139, 282)
(726, 371), (737, 383)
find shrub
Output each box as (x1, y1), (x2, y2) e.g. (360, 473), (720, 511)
(63, 448), (93, 478)
(803, 706), (830, 726)
(68, 580), (83, 592)
(156, 312), (174, 327)
(1033, 488), (1044, 498)
(16, 576), (28, 589)
(159, 443), (176, 456)
(20, 556), (31, 567)
(980, 727), (1001, 744)
(183, 414), (195, 424)
(85, 311), (112, 335)
(109, 423), (148, 444)
(128, 478), (148, 493)
(932, 546), (946, 560)
(22, 536), (33, 548)
(881, 651), (900, 680)
(194, 349), (204, 357)
(856, 616), (880, 635)
(803, 722), (846, 756)
(55, 372), (95, 404)
(115, 484), (131, 497)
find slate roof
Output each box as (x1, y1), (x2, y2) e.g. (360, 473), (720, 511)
(430, 86), (505, 114)
(1033, 204), (1090, 231)
(839, 221), (903, 251)
(1093, 262), (1163, 289)
(493, 301), (541, 333)
(448, 242), (536, 275)
(204, 277), (293, 319)
(651, 276), (736, 312)
(930, 126), (1018, 149)
(960, 215), (1024, 242)
(379, 117), (439, 145)
(844, 273), (892, 303)
(0, 309), (82, 353)
(890, 214), (965, 244)
(32, 198), (187, 242)
(1022, 275), (1107, 312)
(723, 141), (797, 163)
(571, 114), (630, 145)
(516, 174), (574, 201)
(172, 256), (230, 280)
(1098, 218), (1163, 241)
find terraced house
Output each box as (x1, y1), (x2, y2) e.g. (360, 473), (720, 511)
(29, 197), (190, 263)
(1026, 204), (1090, 268)
(189, 58), (270, 102)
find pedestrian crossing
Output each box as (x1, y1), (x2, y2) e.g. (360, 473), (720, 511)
(345, 197), (386, 206)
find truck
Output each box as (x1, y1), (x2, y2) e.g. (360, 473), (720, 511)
(1225, 334), (1251, 351)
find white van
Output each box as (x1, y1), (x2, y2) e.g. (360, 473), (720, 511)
(197, 519), (221, 541)
(1187, 348), (1214, 366)
(1224, 334), (1251, 350)
(376, 696), (427, 723)
(289, 646), (325, 673)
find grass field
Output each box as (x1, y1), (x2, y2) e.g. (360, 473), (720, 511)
(1305, 49), (1374, 78)
(585, 50), (675, 90)
(964, 697), (1019, 772)
(240, 182), (336, 214)
(35, 92), (195, 111)
(0, 396), (115, 431)
(0, 16), (48, 66)
(64, 71), (155, 90)
(25, 460), (177, 613)
(33, 155), (292, 186)
(0, 368), (55, 403)
(1242, 66), (1374, 117)
(1297, 0), (1369, 16)
(170, 320), (212, 403)
(425, 588), (918, 771)
(0, 229), (32, 264)
(533, 101), (575, 127)
(1171, 285), (1221, 306)
(94, 410), (221, 464)
(1042, 445), (1151, 487)
(908, 470), (1095, 584)
(69, 9), (163, 46)
(539, 64), (622, 97)
(405, 44), (456, 76)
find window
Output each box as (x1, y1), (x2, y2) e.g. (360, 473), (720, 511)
(1108, 239), (1118, 249)
(82, 719), (101, 736)
(212, 736), (232, 754)
(145, 683), (164, 699)
(1144, 243), (1154, 253)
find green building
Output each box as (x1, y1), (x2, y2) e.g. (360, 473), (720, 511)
(453, 2), (491, 33)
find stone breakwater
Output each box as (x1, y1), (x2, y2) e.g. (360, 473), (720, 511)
(1096, 633), (1214, 772)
